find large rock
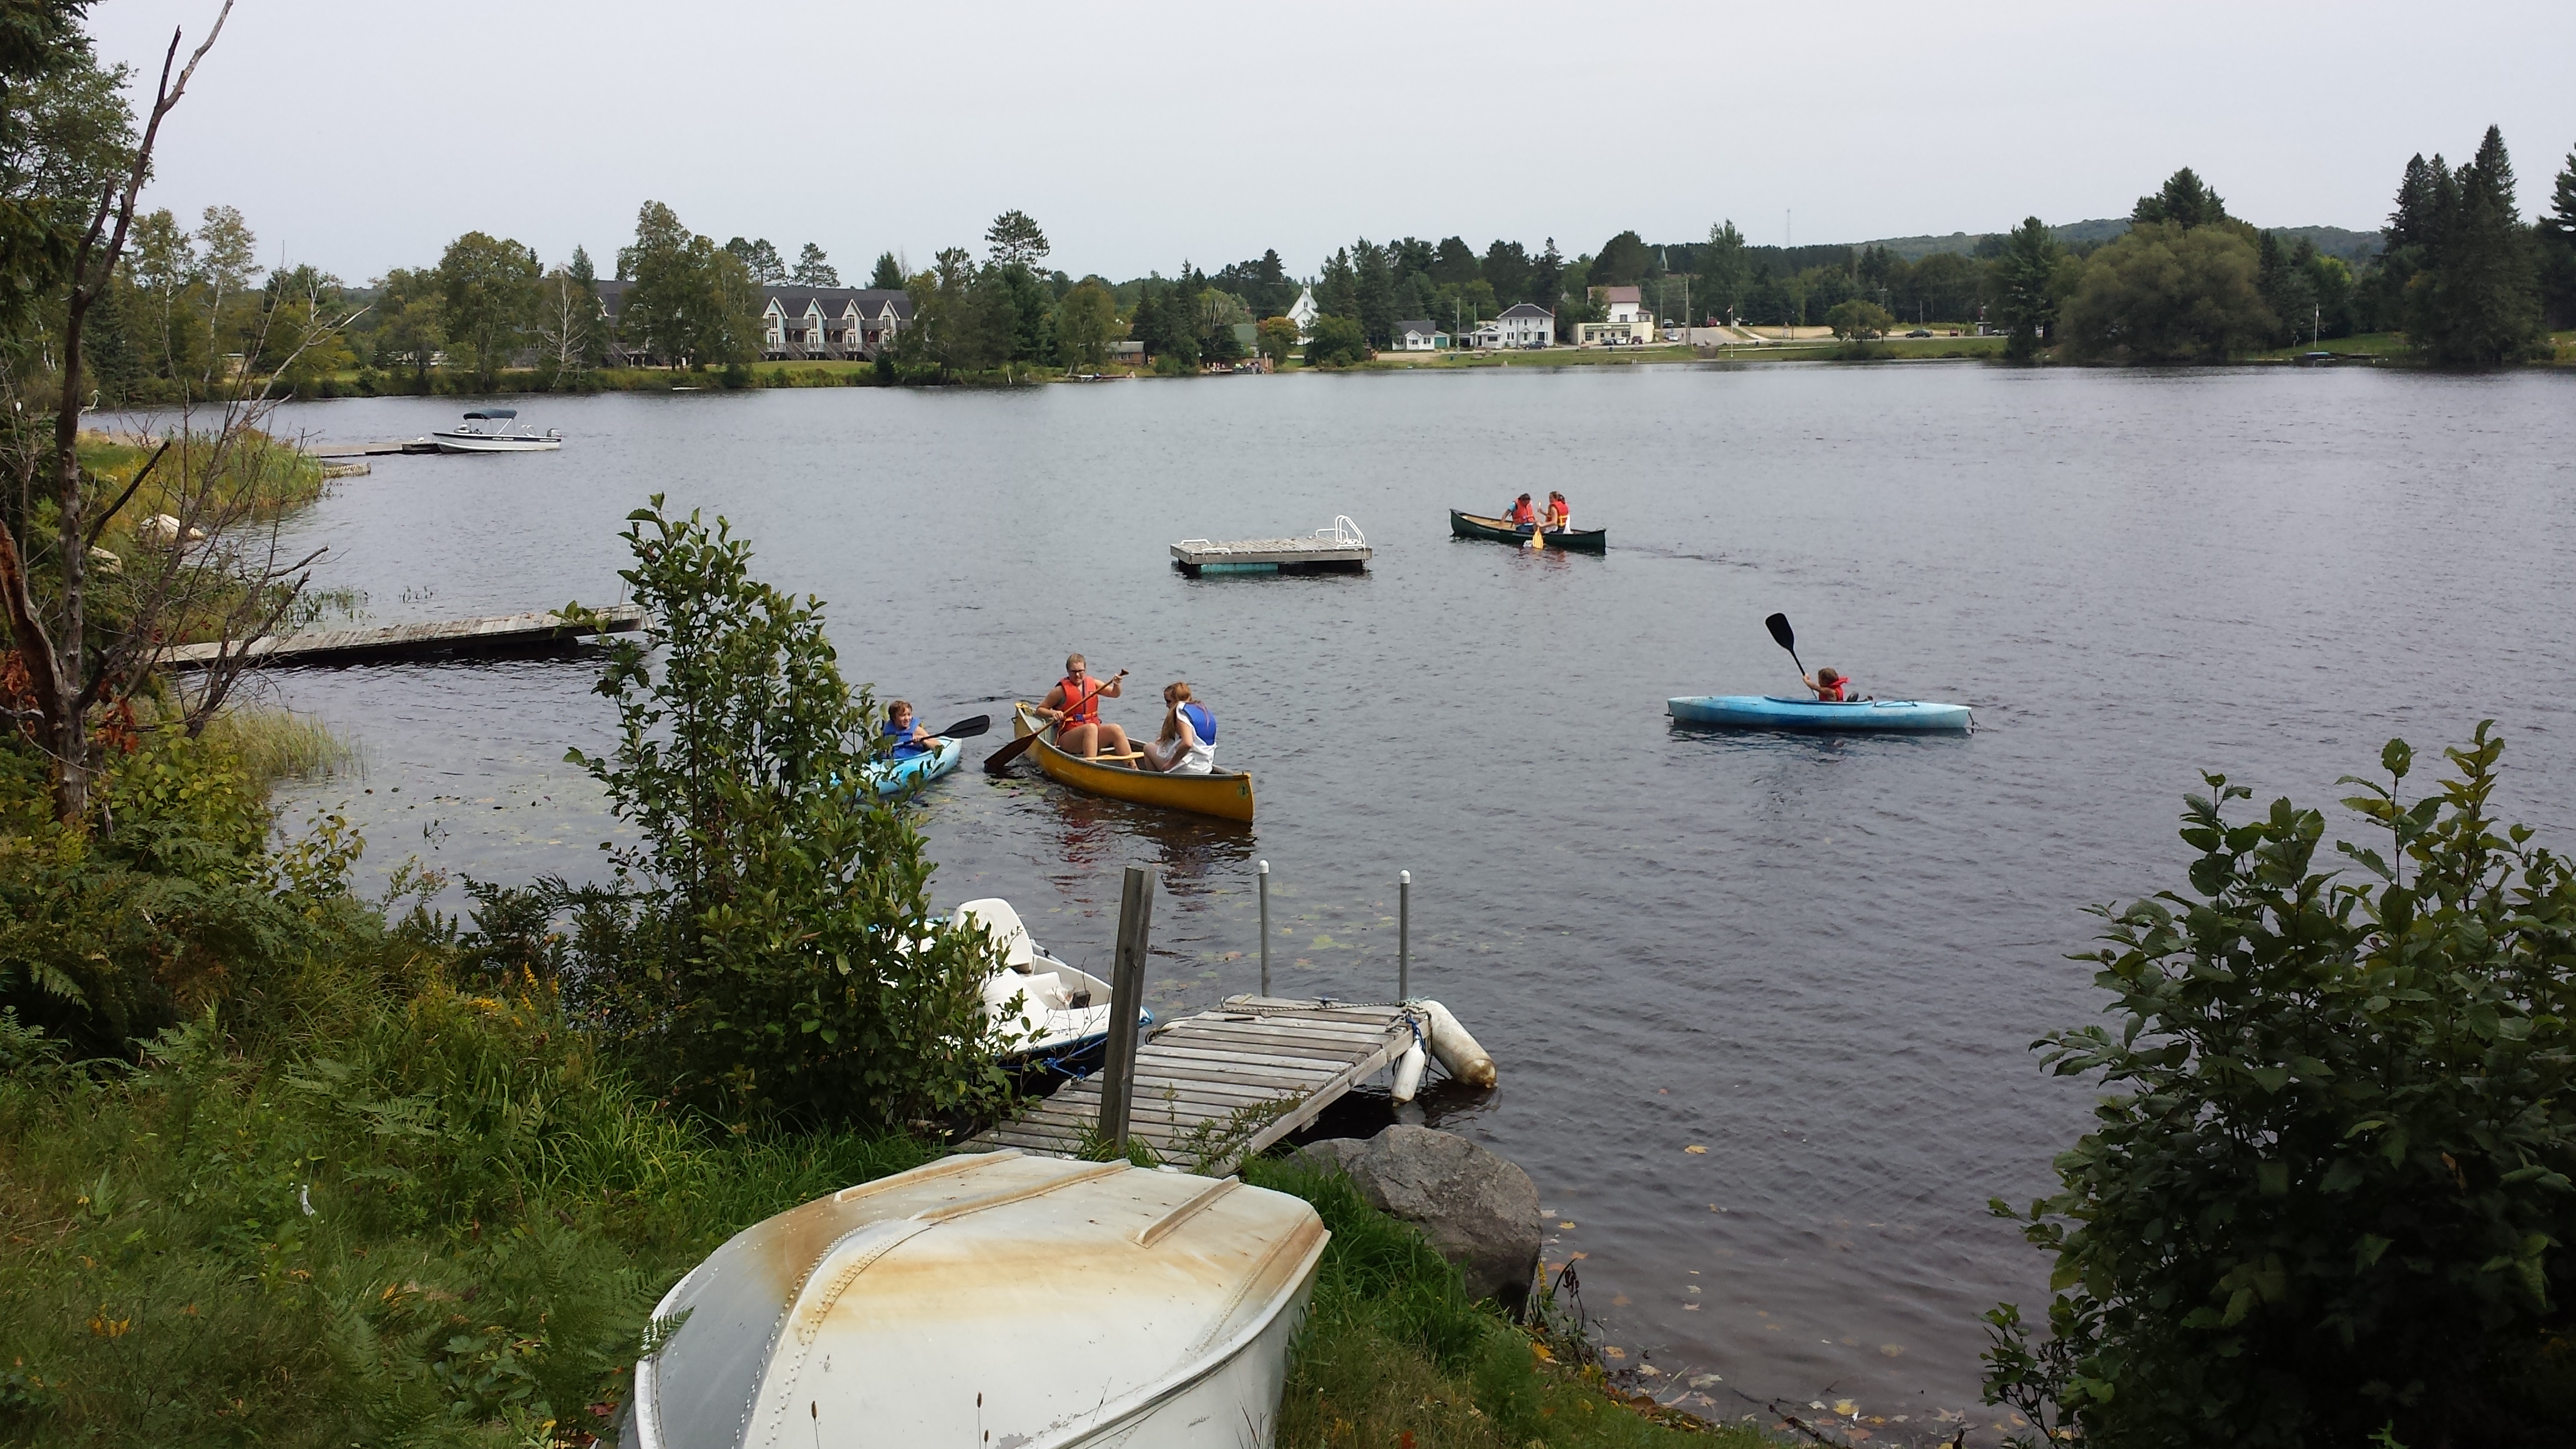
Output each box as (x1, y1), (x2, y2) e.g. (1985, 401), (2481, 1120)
(1291, 1125), (1541, 1314)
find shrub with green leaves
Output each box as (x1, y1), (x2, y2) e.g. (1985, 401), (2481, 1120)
(562, 498), (1005, 1129)
(1986, 724), (2576, 1447)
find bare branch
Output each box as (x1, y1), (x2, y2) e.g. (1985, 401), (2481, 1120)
(83, 438), (173, 550)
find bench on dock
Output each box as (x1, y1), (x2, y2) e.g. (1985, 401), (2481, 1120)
(159, 605), (646, 670)
(969, 997), (1425, 1173)
(1171, 517), (1371, 577)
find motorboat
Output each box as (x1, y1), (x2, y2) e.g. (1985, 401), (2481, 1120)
(431, 409), (561, 452)
(623, 1150), (1327, 1449)
(955, 897), (1146, 1071)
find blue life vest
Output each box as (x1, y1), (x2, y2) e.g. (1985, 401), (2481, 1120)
(1179, 701), (1215, 744)
(882, 720), (929, 759)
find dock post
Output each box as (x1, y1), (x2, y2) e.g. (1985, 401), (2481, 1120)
(1398, 870), (1411, 1001)
(1257, 859), (1271, 997)
(1100, 865), (1156, 1156)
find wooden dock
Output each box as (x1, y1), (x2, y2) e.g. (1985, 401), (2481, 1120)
(1171, 517), (1372, 577)
(309, 439), (437, 458)
(160, 605), (646, 670)
(970, 997), (1424, 1172)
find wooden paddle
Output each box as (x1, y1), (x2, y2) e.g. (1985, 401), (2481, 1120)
(982, 671), (1125, 776)
(1764, 612), (1807, 681)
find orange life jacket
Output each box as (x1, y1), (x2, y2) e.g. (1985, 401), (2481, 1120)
(1057, 675), (1100, 724)
(1545, 499), (1569, 526)
(1507, 500), (1536, 524)
(1816, 676), (1848, 701)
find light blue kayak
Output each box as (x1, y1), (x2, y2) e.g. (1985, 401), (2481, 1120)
(859, 735), (965, 794)
(1668, 695), (1973, 733)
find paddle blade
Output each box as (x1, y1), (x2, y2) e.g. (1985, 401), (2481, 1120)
(1764, 613), (1796, 652)
(936, 715), (992, 740)
(982, 729), (1038, 775)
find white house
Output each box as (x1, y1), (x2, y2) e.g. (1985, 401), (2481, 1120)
(1490, 301), (1554, 348)
(1391, 319), (1449, 351)
(1286, 285), (1320, 343)
(1577, 285), (1656, 346)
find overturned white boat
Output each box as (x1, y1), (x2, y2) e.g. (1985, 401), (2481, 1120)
(431, 408), (560, 452)
(955, 897), (1145, 1070)
(623, 1150), (1327, 1449)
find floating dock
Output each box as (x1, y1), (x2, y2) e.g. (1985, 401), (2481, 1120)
(309, 439), (437, 457)
(160, 605), (646, 670)
(970, 997), (1427, 1172)
(1171, 517), (1371, 577)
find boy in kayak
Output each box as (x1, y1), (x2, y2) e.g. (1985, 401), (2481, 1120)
(1040, 653), (1129, 759)
(882, 700), (935, 759)
(1803, 668), (1850, 701)
(1141, 682), (1217, 775)
(1504, 494), (1537, 530)
(1543, 491), (1570, 533)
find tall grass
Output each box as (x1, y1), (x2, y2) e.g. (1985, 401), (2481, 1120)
(197, 707), (353, 796)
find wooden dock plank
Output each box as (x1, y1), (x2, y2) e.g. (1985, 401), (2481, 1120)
(968, 998), (1432, 1172)
(159, 605), (646, 670)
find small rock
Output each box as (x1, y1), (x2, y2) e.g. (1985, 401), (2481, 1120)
(1290, 1125), (1541, 1314)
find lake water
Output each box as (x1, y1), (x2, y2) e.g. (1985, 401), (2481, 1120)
(248, 363), (2576, 1437)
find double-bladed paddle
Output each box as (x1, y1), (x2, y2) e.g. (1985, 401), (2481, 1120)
(1764, 612), (1806, 683)
(982, 670), (1126, 776)
(928, 715), (990, 741)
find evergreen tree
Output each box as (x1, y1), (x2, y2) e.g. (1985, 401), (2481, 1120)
(1353, 238), (1395, 346)
(1695, 221), (1749, 324)
(1591, 230), (1652, 286)
(868, 251), (904, 290)
(2256, 230), (2316, 347)
(724, 237), (786, 284)
(2131, 167), (2230, 230)
(983, 210), (1048, 268)
(790, 243), (838, 287)
(2408, 125), (2542, 366)
(2539, 145), (2576, 328)
(1530, 238), (1564, 311)
(1317, 247), (1358, 318)
(1991, 216), (2064, 360)
(1481, 240), (1531, 305)
(1430, 236), (1479, 290)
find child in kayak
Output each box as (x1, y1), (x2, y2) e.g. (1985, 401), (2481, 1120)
(882, 700), (935, 759)
(1803, 668), (1850, 701)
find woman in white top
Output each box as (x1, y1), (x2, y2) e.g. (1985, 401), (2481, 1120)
(1139, 681), (1216, 775)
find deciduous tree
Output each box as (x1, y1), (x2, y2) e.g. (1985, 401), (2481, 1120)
(1824, 297), (1892, 342)
(1694, 221), (1748, 324)
(1050, 278), (1116, 368)
(618, 201), (760, 368)
(436, 229), (540, 384)
(2059, 220), (2273, 363)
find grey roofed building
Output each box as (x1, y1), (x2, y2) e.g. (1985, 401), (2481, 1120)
(1498, 301), (1552, 318)
(592, 280), (913, 364)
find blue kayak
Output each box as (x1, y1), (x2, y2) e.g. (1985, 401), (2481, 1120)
(1668, 695), (1973, 733)
(859, 735), (965, 794)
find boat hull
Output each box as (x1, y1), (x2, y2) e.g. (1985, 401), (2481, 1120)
(431, 433), (560, 452)
(859, 735), (964, 795)
(1012, 705), (1254, 822)
(1668, 694), (1973, 733)
(1450, 509), (1606, 552)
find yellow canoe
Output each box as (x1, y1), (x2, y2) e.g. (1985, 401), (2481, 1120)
(1010, 703), (1255, 822)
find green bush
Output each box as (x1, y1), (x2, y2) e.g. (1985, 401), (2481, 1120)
(1986, 723), (2576, 1447)
(559, 499), (1007, 1129)
(1305, 315), (1370, 368)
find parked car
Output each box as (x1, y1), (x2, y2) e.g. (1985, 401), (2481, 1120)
(1905, 328), (1933, 338)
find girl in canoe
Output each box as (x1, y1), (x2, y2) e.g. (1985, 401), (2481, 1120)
(1503, 494), (1537, 530)
(1141, 682), (1216, 775)
(1804, 667), (1851, 701)
(882, 700), (935, 759)
(1040, 654), (1130, 759)
(1543, 491), (1570, 533)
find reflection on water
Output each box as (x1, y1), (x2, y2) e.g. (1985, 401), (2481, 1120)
(259, 366), (2576, 1437)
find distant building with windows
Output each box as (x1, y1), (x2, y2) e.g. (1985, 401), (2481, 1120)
(1479, 301), (1554, 348)
(592, 280), (912, 363)
(1577, 285), (1656, 345)
(1286, 286), (1320, 343)
(1391, 320), (1450, 351)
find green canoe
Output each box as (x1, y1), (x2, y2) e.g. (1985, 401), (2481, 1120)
(1449, 509), (1607, 553)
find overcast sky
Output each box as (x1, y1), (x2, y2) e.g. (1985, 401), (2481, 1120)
(85, 0), (2576, 284)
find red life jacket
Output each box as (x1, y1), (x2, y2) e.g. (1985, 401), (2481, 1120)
(1507, 500), (1536, 524)
(1056, 675), (1100, 724)
(1546, 499), (1569, 527)
(1817, 676), (1848, 701)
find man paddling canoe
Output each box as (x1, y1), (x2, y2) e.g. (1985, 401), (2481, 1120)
(1039, 654), (1130, 759)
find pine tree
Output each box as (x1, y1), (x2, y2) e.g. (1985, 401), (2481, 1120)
(2132, 168), (2230, 230)
(868, 252), (904, 290)
(1991, 216), (2064, 359)
(790, 243), (837, 287)
(2409, 125), (2542, 366)
(2540, 146), (2576, 327)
